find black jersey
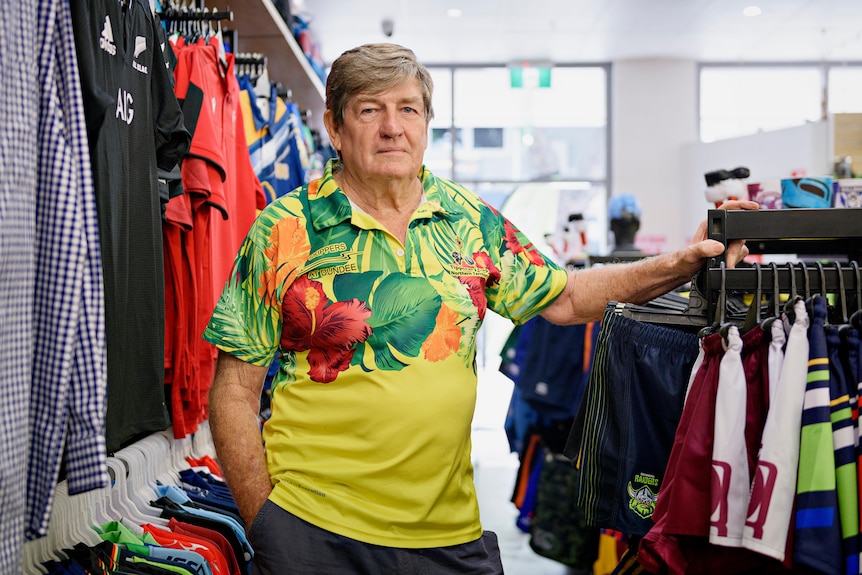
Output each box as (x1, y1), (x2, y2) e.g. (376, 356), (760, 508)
(70, 0), (190, 452)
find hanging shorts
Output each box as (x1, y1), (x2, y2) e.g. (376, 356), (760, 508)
(565, 304), (700, 536)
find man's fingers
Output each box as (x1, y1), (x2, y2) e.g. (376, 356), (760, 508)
(726, 241), (749, 268)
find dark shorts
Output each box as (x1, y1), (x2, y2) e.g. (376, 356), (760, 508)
(247, 501), (504, 575)
(565, 307), (700, 536)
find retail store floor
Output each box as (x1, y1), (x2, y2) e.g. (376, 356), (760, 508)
(472, 367), (578, 575)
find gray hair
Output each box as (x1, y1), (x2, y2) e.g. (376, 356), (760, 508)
(325, 43), (435, 127)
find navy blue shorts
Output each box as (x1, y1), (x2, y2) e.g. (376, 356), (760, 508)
(565, 305), (700, 536)
(247, 501), (504, 575)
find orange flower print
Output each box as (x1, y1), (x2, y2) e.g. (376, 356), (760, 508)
(421, 304), (461, 362)
(258, 217), (310, 305)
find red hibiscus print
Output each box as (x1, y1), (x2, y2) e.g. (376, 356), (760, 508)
(458, 274), (488, 320)
(280, 276), (372, 383)
(504, 221), (546, 266)
(472, 251), (501, 286)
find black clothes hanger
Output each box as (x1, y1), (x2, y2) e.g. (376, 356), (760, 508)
(741, 262), (763, 333)
(782, 263), (804, 330)
(760, 262), (782, 336)
(616, 208), (862, 330)
(849, 261), (862, 331)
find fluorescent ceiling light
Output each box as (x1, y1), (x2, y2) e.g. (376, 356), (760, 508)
(446, 8), (463, 18)
(743, 6), (762, 17)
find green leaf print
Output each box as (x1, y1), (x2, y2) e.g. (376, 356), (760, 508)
(333, 271), (382, 303)
(358, 274), (441, 371)
(479, 206), (505, 253)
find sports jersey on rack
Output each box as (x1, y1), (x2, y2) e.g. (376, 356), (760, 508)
(825, 318), (860, 575)
(166, 34), (264, 438)
(70, 0), (191, 453)
(238, 75), (306, 202)
(742, 303), (808, 562)
(794, 295), (843, 575)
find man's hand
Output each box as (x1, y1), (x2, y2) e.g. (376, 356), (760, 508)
(685, 199), (759, 272)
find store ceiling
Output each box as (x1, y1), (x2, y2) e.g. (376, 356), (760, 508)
(294, 0), (862, 66)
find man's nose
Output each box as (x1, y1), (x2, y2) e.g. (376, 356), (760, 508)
(379, 109), (403, 137)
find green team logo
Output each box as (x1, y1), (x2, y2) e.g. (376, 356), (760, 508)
(627, 472), (659, 519)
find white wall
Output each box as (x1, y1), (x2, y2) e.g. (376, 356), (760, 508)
(680, 120), (834, 227)
(612, 58), (699, 250)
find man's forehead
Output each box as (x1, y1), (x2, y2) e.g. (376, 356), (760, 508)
(350, 81), (422, 103)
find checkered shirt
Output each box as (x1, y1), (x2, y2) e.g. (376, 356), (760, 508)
(0, 0), (39, 571)
(26, 0), (110, 542)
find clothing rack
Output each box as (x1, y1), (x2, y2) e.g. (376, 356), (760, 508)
(617, 208), (862, 328)
(706, 207), (862, 265)
(235, 52), (268, 83)
(157, 7), (234, 22)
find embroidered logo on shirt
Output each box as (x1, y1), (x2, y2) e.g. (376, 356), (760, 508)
(100, 15), (117, 56)
(303, 243), (361, 280)
(627, 472), (659, 519)
(132, 36), (149, 74)
(448, 237), (490, 279)
(451, 237), (475, 266)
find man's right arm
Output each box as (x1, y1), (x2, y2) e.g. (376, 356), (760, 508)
(208, 350), (273, 528)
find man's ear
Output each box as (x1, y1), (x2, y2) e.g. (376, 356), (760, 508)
(323, 109), (340, 153)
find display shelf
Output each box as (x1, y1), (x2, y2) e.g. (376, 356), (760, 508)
(707, 207), (862, 263)
(209, 0), (326, 132)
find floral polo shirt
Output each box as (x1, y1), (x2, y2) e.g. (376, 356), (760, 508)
(203, 159), (568, 548)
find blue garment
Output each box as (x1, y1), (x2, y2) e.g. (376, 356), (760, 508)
(0, 0), (38, 567)
(566, 306), (700, 536)
(285, 101), (310, 185)
(27, 0), (110, 544)
(156, 484), (253, 562)
(502, 319), (538, 454)
(825, 324), (859, 575)
(179, 469), (233, 499)
(180, 481), (241, 516)
(794, 296), (843, 575)
(240, 75), (306, 202)
(516, 449), (544, 533)
(518, 317), (595, 420)
(144, 544), (214, 575)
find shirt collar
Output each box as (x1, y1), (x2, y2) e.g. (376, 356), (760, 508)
(307, 160), (464, 231)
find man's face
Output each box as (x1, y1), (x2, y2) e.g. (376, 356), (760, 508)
(327, 79), (429, 184)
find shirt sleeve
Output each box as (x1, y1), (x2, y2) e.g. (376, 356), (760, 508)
(485, 207), (568, 324)
(202, 195), (311, 365)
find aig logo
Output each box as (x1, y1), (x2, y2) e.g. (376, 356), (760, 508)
(116, 89), (134, 125)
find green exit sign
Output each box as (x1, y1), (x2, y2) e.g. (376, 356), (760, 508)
(510, 66), (552, 88)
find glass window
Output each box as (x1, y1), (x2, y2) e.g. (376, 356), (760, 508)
(450, 67), (607, 182)
(500, 181), (609, 262)
(425, 68), (454, 179)
(699, 66), (822, 143)
(829, 66), (862, 113)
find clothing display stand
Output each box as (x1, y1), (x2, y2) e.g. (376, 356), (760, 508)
(617, 208), (862, 328)
(157, 7), (234, 22)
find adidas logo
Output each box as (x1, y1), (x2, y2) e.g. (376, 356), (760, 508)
(132, 35), (148, 74)
(99, 15), (117, 56)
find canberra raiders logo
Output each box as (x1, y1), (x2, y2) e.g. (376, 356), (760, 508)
(627, 472), (659, 519)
